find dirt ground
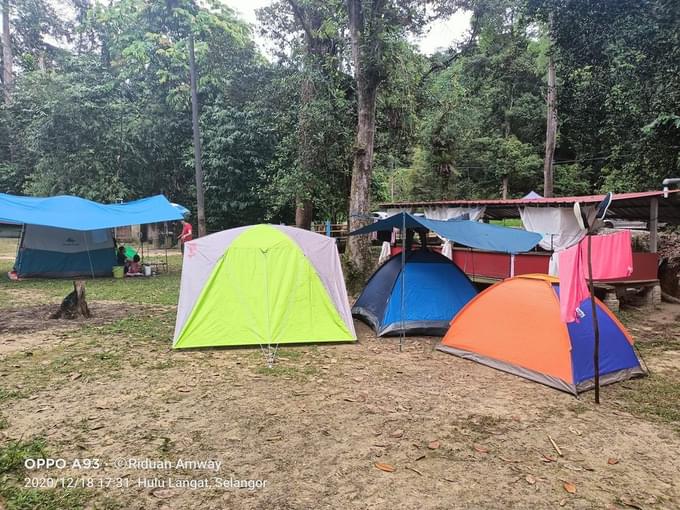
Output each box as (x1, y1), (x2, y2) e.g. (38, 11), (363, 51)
(1, 286), (679, 509)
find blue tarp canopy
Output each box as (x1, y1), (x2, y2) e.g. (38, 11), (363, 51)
(349, 212), (542, 254)
(0, 194), (184, 231)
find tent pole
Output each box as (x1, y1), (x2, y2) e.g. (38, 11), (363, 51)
(400, 213), (406, 352)
(587, 233), (600, 404)
(14, 224), (25, 270)
(83, 231), (96, 280)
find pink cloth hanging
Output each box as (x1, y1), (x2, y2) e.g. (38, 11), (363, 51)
(558, 230), (633, 323)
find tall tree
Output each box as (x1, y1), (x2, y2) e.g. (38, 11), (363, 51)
(258, 0), (354, 227)
(188, 32), (206, 237)
(345, 0), (381, 272)
(1, 0), (12, 102)
(542, 16), (556, 197)
(288, 0), (344, 229)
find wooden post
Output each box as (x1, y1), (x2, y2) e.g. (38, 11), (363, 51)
(649, 198), (658, 253)
(51, 281), (91, 319)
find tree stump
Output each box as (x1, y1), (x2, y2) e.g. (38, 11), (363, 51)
(50, 280), (91, 319)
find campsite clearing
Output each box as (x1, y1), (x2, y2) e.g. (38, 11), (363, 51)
(0, 250), (679, 509)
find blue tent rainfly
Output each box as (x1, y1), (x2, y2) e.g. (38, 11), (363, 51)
(350, 212), (542, 253)
(0, 194), (184, 230)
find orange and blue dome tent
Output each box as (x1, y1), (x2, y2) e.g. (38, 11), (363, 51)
(437, 274), (645, 395)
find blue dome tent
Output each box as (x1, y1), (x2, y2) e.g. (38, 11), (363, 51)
(349, 213), (543, 339)
(353, 249), (478, 336)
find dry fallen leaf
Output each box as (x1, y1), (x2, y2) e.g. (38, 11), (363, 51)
(343, 397), (357, 402)
(390, 429), (404, 438)
(526, 475), (536, 485)
(374, 462), (396, 473)
(499, 456), (520, 463)
(151, 488), (174, 499)
(542, 454), (557, 463)
(473, 444), (490, 454)
(569, 426), (582, 436)
(428, 440), (440, 450)
(70, 372), (82, 381)
(607, 457), (620, 465)
(563, 482), (577, 494)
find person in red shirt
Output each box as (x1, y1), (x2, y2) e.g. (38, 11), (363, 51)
(179, 220), (193, 253)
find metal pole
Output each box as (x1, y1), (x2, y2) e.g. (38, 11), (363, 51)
(400, 213), (406, 353)
(587, 233), (601, 404)
(649, 197), (658, 253)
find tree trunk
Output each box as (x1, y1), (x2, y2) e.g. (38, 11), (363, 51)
(346, 0), (379, 273)
(1, 0), (12, 104)
(543, 48), (557, 198)
(51, 281), (91, 320)
(296, 66), (315, 230)
(501, 175), (509, 199)
(295, 197), (313, 230)
(188, 33), (207, 237)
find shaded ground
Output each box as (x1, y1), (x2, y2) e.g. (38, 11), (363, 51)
(0, 264), (679, 510)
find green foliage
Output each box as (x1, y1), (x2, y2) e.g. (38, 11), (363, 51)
(0, 439), (46, 474)
(1, 0), (678, 223)
(529, 0), (680, 192)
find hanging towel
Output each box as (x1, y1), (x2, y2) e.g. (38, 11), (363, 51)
(441, 240), (453, 260)
(378, 241), (392, 265)
(558, 230), (633, 323)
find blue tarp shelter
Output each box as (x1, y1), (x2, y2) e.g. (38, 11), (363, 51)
(0, 194), (184, 278)
(350, 213), (542, 253)
(349, 213), (543, 337)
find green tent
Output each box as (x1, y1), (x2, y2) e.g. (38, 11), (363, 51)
(173, 224), (356, 348)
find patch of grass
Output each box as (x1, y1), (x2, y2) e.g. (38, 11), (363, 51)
(277, 348), (306, 361)
(608, 369), (680, 434)
(0, 437), (116, 510)
(74, 311), (175, 344)
(0, 388), (25, 403)
(0, 438), (46, 475)
(0, 253), (182, 309)
(490, 218), (523, 227)
(255, 364), (319, 380)
(0, 484), (88, 510)
(0, 416), (8, 430)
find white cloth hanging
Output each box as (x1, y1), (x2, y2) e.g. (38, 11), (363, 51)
(518, 206), (596, 275)
(441, 240), (453, 260)
(378, 241), (392, 265)
(423, 206), (486, 221)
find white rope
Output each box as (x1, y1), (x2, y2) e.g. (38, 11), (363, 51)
(259, 342), (279, 368)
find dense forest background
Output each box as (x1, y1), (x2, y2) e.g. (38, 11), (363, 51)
(0, 0), (678, 232)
